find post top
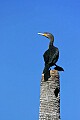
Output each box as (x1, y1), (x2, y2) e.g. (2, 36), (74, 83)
(42, 70), (59, 81)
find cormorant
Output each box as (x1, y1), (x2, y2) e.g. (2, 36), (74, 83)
(38, 32), (64, 81)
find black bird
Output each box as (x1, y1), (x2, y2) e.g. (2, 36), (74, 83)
(38, 32), (64, 80)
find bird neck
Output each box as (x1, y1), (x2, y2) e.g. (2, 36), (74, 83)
(49, 40), (54, 48)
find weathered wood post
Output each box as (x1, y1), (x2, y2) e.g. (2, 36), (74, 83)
(39, 70), (60, 120)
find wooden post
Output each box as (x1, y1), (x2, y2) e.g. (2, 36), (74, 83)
(39, 70), (60, 120)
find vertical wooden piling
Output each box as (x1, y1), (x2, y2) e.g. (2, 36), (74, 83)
(39, 70), (60, 120)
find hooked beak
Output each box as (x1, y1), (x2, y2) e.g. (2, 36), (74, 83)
(38, 32), (47, 37)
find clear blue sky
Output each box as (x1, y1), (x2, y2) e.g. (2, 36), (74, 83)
(0, 0), (80, 120)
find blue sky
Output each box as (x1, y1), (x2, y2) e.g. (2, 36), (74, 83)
(0, 0), (80, 120)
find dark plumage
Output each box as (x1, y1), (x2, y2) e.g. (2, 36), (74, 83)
(38, 32), (64, 81)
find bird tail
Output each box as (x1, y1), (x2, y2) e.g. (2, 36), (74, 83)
(43, 64), (50, 81)
(54, 64), (64, 71)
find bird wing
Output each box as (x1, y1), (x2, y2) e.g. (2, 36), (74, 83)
(43, 49), (49, 63)
(48, 47), (59, 64)
(43, 47), (59, 65)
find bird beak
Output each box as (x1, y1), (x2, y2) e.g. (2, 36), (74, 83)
(38, 32), (47, 37)
(38, 33), (44, 36)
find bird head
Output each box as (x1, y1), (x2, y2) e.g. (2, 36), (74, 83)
(38, 32), (54, 42)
